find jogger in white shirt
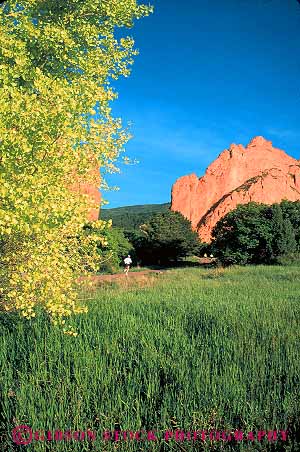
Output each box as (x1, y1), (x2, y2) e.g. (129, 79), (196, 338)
(124, 255), (132, 275)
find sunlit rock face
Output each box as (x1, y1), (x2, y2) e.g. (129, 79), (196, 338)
(171, 136), (300, 243)
(78, 174), (101, 221)
(70, 163), (101, 222)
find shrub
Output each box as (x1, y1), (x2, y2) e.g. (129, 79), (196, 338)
(211, 202), (297, 266)
(129, 210), (202, 265)
(83, 224), (132, 273)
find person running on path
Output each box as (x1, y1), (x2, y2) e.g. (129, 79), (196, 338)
(124, 255), (132, 275)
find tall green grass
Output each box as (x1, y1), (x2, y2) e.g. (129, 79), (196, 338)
(1, 266), (299, 451)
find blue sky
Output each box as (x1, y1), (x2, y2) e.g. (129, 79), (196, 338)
(102, 0), (300, 208)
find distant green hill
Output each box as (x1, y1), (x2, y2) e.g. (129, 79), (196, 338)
(100, 203), (171, 230)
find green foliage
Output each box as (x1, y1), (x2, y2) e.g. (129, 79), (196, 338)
(98, 226), (132, 273)
(129, 210), (202, 265)
(212, 202), (298, 266)
(276, 252), (300, 266)
(280, 200), (300, 249)
(100, 202), (170, 230)
(82, 222), (132, 273)
(271, 203), (297, 258)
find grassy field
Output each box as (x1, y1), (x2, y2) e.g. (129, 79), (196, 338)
(1, 265), (299, 451)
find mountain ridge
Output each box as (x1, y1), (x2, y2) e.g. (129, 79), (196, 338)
(100, 202), (170, 230)
(171, 136), (300, 242)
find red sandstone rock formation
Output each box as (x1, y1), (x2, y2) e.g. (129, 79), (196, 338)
(77, 174), (101, 221)
(171, 136), (300, 243)
(70, 159), (101, 222)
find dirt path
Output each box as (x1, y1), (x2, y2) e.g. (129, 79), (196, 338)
(84, 259), (217, 286)
(89, 269), (166, 283)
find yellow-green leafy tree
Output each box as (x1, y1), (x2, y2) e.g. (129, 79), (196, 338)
(0, 0), (152, 331)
